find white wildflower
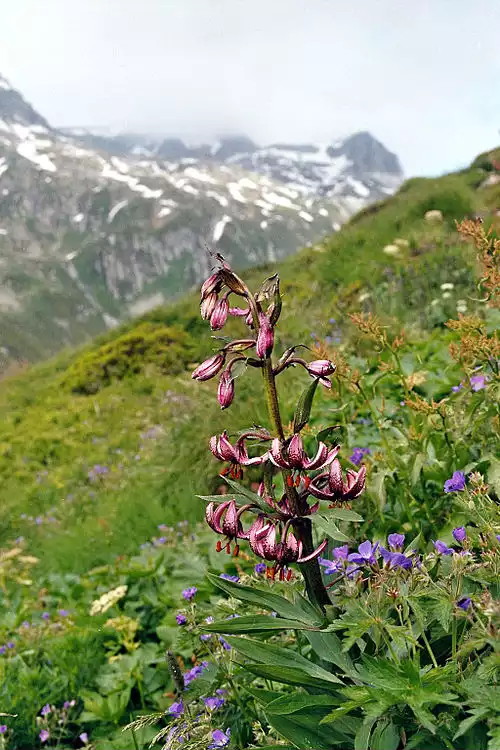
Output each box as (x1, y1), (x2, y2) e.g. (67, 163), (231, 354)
(442, 292), (452, 299)
(90, 585), (128, 616)
(383, 244), (400, 256)
(440, 282), (454, 291)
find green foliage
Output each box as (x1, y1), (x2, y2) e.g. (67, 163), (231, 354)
(64, 322), (195, 394)
(0, 144), (499, 748)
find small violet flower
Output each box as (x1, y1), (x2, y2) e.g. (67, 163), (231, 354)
(444, 471), (466, 493)
(176, 613), (187, 626)
(41, 612), (50, 621)
(168, 700), (184, 718)
(470, 374), (487, 391)
(0, 725), (7, 734)
(182, 587), (197, 601)
(219, 636), (231, 651)
(349, 447), (371, 466)
(209, 728), (231, 748)
(434, 540), (454, 555)
(457, 597), (472, 611)
(40, 729), (50, 743)
(254, 562), (266, 574)
(348, 540), (379, 565)
(452, 383), (463, 393)
(388, 533), (405, 550)
(79, 733), (89, 745)
(204, 695), (225, 711)
(41, 704), (51, 717)
(452, 527), (467, 543)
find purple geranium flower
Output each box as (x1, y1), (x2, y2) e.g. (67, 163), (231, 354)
(444, 471), (466, 493)
(6, 642), (14, 649)
(319, 544), (349, 574)
(0, 725), (7, 734)
(388, 533), (405, 550)
(41, 612), (50, 621)
(434, 540), (454, 555)
(40, 729), (50, 743)
(219, 636), (231, 651)
(204, 695), (225, 711)
(380, 548), (414, 570)
(58, 609), (70, 617)
(220, 574), (239, 583)
(176, 613), (187, 626)
(209, 728), (231, 748)
(168, 700), (184, 718)
(0, 646), (6, 655)
(452, 527), (467, 543)
(452, 383), (464, 393)
(79, 733), (89, 745)
(348, 540), (379, 565)
(457, 597), (472, 611)
(349, 447), (371, 466)
(470, 374), (487, 391)
(182, 587), (197, 601)
(40, 704), (51, 717)
(254, 563), (266, 574)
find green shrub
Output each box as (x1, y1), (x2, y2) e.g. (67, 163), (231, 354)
(64, 322), (195, 394)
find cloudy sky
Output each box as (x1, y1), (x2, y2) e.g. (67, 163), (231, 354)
(1, 0), (499, 176)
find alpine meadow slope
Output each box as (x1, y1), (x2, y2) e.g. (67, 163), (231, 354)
(0, 144), (498, 749)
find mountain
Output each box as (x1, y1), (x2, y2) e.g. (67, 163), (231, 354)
(0, 74), (403, 363)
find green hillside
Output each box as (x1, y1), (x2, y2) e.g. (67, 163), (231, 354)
(0, 149), (498, 748)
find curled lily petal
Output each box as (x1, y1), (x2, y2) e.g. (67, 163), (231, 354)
(297, 538), (328, 563)
(205, 501), (231, 534)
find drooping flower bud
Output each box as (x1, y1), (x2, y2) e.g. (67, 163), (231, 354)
(192, 353), (225, 381)
(201, 272), (223, 298)
(256, 313), (274, 359)
(201, 292), (219, 321)
(217, 371), (235, 409)
(210, 295), (230, 330)
(307, 360), (336, 377)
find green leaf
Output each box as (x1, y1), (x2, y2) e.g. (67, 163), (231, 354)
(196, 493), (252, 505)
(311, 515), (350, 542)
(316, 426), (341, 444)
(227, 635), (343, 686)
(371, 719), (400, 750)
(368, 468), (394, 511)
(206, 572), (324, 626)
(317, 507), (364, 523)
(244, 663), (340, 691)
(354, 717), (377, 750)
(265, 694), (338, 715)
(293, 378), (319, 433)
(304, 630), (355, 675)
(411, 453), (426, 486)
(201, 615), (317, 633)
(220, 477), (274, 512)
(265, 711), (339, 750)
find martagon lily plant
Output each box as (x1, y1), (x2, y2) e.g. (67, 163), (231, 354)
(192, 255), (367, 610)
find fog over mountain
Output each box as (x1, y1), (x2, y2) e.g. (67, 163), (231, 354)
(1, 0), (499, 176)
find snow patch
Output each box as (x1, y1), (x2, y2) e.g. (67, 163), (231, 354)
(212, 214), (232, 242)
(319, 208), (329, 217)
(157, 206), (172, 218)
(16, 141), (57, 172)
(0, 228), (8, 235)
(238, 176), (258, 190)
(73, 213), (84, 223)
(299, 210), (314, 222)
(0, 158), (8, 178)
(181, 184), (199, 196)
(228, 183), (247, 203)
(184, 166), (217, 184)
(260, 220), (268, 229)
(108, 199), (129, 223)
(206, 190), (228, 207)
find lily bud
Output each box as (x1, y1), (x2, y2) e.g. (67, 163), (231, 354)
(307, 359), (336, 377)
(210, 295), (230, 330)
(220, 269), (247, 296)
(218, 371), (235, 409)
(201, 271), (223, 298)
(192, 353), (225, 381)
(256, 313), (274, 359)
(201, 292), (218, 320)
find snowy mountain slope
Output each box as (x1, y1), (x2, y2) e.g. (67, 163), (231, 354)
(0, 74), (403, 362)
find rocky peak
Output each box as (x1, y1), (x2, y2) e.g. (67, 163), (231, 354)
(328, 131), (403, 178)
(0, 73), (50, 129)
